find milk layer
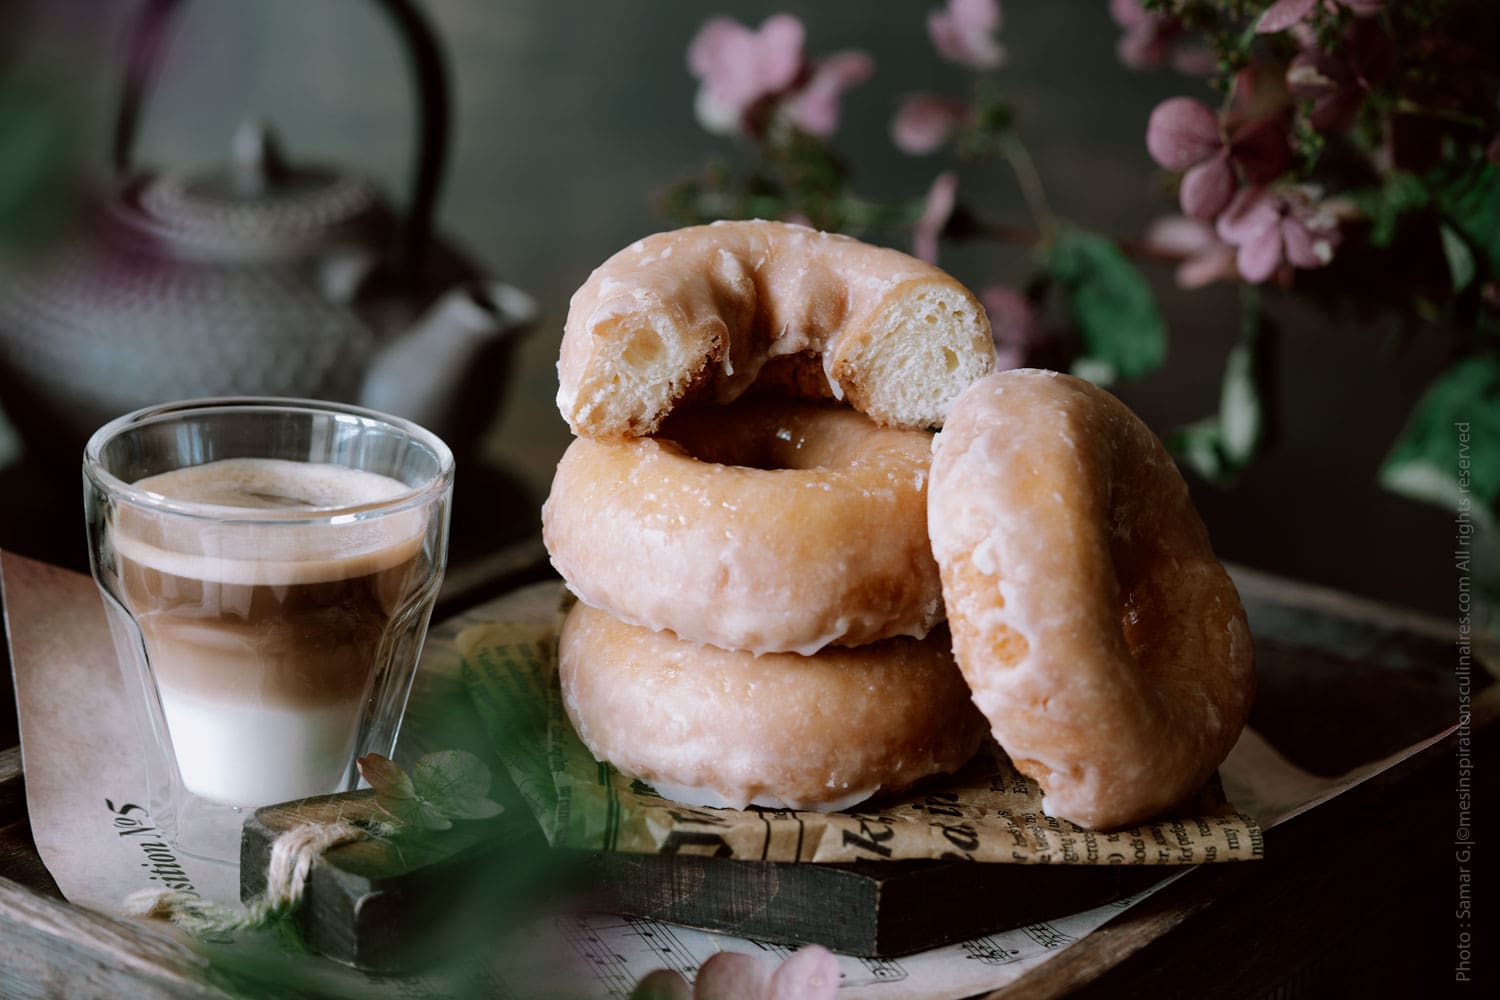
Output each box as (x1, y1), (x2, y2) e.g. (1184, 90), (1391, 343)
(159, 685), (362, 805)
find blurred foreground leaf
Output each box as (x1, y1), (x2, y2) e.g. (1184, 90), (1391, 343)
(0, 74), (84, 248)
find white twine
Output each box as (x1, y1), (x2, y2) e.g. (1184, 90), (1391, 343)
(124, 819), (366, 936)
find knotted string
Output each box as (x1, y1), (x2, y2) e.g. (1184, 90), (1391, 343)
(124, 819), (370, 936)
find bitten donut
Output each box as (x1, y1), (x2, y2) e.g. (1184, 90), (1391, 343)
(542, 398), (943, 655)
(927, 370), (1255, 830)
(557, 220), (995, 437)
(559, 601), (988, 812)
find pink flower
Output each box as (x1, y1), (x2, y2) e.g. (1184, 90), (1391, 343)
(629, 946), (839, 1000)
(890, 94), (971, 154)
(686, 15), (872, 139)
(1143, 215), (1239, 288)
(1256, 0), (1387, 34)
(928, 0), (1005, 70)
(1214, 186), (1341, 284)
(1146, 97), (1290, 219)
(785, 51), (874, 137)
(981, 286), (1054, 370)
(1284, 19), (1394, 132)
(913, 172), (958, 264)
(688, 15), (805, 135)
(1108, 0), (1215, 74)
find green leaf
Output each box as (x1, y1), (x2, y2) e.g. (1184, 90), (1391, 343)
(1219, 293), (1265, 465)
(358, 750), (502, 831)
(412, 750), (504, 823)
(1380, 354), (1500, 522)
(1440, 223), (1477, 293)
(1166, 417), (1229, 484)
(416, 800), (454, 832)
(1433, 162), (1500, 279)
(1218, 339), (1262, 464)
(1348, 172), (1430, 249)
(1048, 227), (1167, 383)
(1167, 290), (1267, 484)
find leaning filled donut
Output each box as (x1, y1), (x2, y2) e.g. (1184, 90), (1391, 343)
(559, 601), (989, 812)
(557, 219), (996, 437)
(543, 398), (943, 655)
(927, 370), (1256, 830)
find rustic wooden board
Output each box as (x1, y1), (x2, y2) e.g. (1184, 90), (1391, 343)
(243, 788), (1167, 967)
(240, 790), (530, 974)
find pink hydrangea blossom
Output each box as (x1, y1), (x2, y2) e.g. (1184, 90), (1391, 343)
(628, 946), (839, 1000)
(1146, 97), (1290, 219)
(1143, 215), (1239, 288)
(890, 94), (971, 154)
(1256, 0), (1388, 35)
(981, 286), (1053, 370)
(1108, 0), (1215, 74)
(1214, 186), (1341, 284)
(687, 15), (872, 138)
(928, 0), (1005, 70)
(688, 15), (805, 135)
(913, 172), (958, 264)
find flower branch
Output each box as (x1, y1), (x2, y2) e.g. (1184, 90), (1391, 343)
(663, 0), (1500, 512)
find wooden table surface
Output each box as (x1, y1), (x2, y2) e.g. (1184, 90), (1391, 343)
(2, 555), (1495, 998)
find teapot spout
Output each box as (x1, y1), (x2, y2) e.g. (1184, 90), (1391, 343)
(359, 281), (537, 455)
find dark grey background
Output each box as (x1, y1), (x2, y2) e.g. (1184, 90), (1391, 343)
(6, 0), (1456, 616)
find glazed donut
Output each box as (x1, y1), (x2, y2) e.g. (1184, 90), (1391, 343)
(558, 601), (988, 812)
(542, 398), (943, 655)
(927, 370), (1255, 830)
(557, 220), (995, 437)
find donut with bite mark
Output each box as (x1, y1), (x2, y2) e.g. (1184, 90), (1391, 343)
(557, 220), (996, 437)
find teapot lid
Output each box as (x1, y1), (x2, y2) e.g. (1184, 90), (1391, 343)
(118, 120), (384, 257)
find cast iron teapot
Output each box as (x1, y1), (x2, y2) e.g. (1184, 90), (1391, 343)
(0, 0), (535, 470)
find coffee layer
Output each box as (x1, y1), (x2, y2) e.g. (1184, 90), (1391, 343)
(115, 459), (430, 710)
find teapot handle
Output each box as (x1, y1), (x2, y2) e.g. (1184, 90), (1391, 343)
(111, 0), (449, 270)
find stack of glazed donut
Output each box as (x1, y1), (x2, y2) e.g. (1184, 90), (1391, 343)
(543, 220), (1255, 830)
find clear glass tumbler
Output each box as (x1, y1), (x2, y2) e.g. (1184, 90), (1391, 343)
(83, 398), (454, 862)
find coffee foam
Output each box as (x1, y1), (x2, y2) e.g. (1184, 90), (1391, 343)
(115, 459), (427, 586)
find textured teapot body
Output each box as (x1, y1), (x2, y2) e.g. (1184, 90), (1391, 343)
(0, 0), (531, 469)
(0, 184), (528, 466)
(0, 204), (374, 452)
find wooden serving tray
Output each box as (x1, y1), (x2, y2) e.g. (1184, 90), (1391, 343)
(3, 550), (1494, 997)
(242, 565), (1472, 971)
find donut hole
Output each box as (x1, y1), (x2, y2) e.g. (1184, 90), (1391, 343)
(657, 399), (874, 472)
